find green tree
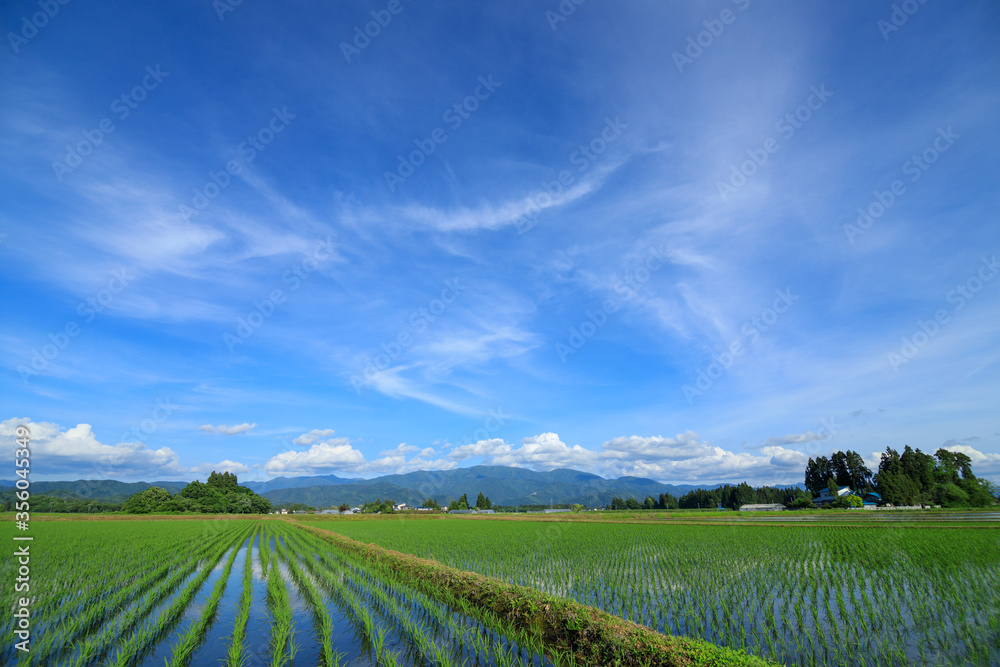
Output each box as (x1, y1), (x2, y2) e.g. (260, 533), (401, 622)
(787, 494), (816, 510)
(657, 492), (678, 509)
(643, 496), (655, 510)
(625, 498), (640, 510)
(805, 456), (834, 495)
(898, 445), (935, 490)
(122, 486), (173, 514)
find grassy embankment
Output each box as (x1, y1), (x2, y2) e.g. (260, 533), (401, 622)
(298, 522), (778, 667)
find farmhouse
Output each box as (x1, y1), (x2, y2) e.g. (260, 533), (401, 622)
(814, 486), (853, 507)
(862, 492), (882, 507)
(739, 503), (786, 512)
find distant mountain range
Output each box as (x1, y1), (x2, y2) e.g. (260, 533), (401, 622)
(0, 466), (754, 508)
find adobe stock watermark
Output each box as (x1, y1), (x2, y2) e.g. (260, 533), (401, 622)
(514, 117), (628, 235)
(878, 0), (930, 41)
(340, 0), (415, 63)
(349, 278), (467, 393)
(18, 269), (135, 384)
(682, 288), (798, 403)
(212, 0), (247, 21)
(384, 75), (502, 192)
(223, 236), (336, 353)
(179, 107), (295, 221)
(7, 0), (71, 54)
(556, 245), (669, 363)
(545, 0), (586, 31)
(887, 255), (997, 373)
(52, 65), (169, 182)
(120, 397), (178, 444)
(763, 416), (841, 489)
(716, 84), (833, 202)
(672, 0), (751, 74)
(843, 126), (958, 244)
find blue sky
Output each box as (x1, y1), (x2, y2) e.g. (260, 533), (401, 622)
(2, 0), (999, 485)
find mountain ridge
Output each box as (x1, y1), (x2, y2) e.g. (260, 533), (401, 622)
(2, 466), (796, 507)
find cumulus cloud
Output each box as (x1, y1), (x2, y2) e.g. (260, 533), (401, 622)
(448, 432), (599, 470)
(263, 437), (367, 475)
(601, 431), (714, 462)
(0, 418), (182, 477)
(264, 438), (457, 476)
(365, 443), (457, 475)
(442, 430), (811, 485)
(198, 423), (256, 435)
(941, 443), (1000, 477)
(292, 428), (336, 446)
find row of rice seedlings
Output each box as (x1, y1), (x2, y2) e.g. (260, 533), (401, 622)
(66, 538), (250, 665)
(265, 528), (296, 667)
(2, 522), (226, 664)
(274, 527), (394, 664)
(259, 521), (272, 577)
(282, 526), (450, 666)
(105, 522), (255, 667)
(285, 524), (549, 666)
(51, 528), (244, 664)
(271, 529), (341, 666)
(166, 531), (249, 666)
(225, 524), (262, 667)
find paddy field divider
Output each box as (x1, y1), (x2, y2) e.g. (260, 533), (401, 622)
(296, 522), (780, 667)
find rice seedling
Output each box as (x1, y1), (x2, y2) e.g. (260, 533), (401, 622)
(166, 532), (247, 665)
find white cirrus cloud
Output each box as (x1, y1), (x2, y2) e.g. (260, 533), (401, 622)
(762, 431), (828, 448)
(199, 423), (257, 435)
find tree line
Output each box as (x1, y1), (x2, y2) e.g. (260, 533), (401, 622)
(805, 447), (996, 507)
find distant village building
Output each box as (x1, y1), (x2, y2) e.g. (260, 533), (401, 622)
(477, 509), (495, 514)
(814, 487), (853, 507)
(393, 503), (408, 511)
(862, 492), (882, 507)
(542, 508), (571, 513)
(739, 503), (786, 512)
